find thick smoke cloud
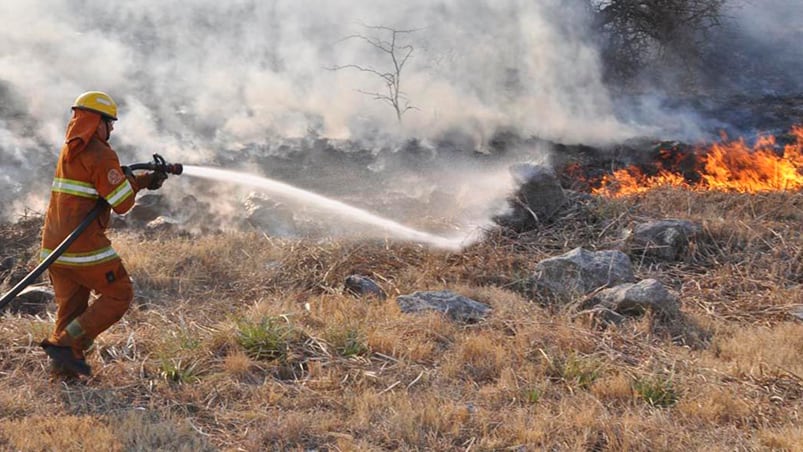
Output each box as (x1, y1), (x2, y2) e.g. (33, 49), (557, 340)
(1, 0), (797, 230)
(0, 0), (638, 224)
(716, 0), (803, 94)
(0, 1), (627, 146)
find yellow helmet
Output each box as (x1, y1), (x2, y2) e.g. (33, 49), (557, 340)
(72, 91), (118, 120)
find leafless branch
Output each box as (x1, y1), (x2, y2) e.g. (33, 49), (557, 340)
(328, 24), (419, 123)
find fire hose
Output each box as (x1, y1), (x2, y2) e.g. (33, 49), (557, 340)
(0, 154), (183, 311)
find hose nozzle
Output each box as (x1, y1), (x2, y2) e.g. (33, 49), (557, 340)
(151, 154), (183, 175)
(125, 153), (183, 175)
(163, 162), (183, 175)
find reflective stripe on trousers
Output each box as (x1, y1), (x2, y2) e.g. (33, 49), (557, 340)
(41, 246), (119, 266)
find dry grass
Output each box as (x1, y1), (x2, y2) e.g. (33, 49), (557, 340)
(0, 188), (801, 450)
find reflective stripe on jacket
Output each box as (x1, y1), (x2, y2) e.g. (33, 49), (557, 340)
(41, 112), (146, 267)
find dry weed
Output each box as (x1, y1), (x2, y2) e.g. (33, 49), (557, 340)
(0, 189), (801, 449)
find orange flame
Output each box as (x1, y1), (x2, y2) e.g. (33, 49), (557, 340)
(593, 125), (803, 197)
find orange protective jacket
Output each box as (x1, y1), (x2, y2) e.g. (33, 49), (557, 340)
(41, 110), (149, 266)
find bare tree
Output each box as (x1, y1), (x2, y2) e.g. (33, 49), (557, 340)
(591, 0), (726, 83)
(329, 25), (418, 123)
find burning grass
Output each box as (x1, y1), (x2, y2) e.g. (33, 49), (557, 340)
(592, 125), (803, 197)
(0, 184), (801, 449)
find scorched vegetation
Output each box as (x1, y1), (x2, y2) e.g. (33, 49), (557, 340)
(1, 184), (801, 451)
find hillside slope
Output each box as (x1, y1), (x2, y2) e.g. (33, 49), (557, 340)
(0, 188), (801, 450)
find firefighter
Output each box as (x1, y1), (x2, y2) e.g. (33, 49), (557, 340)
(39, 91), (167, 377)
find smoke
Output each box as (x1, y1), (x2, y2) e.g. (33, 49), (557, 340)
(0, 0), (610, 223)
(1, 0), (797, 232)
(716, 0), (803, 94)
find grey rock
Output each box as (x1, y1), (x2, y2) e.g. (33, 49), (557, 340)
(126, 194), (167, 224)
(145, 216), (180, 233)
(172, 195), (213, 227)
(6, 285), (54, 315)
(532, 247), (635, 300)
(397, 290), (491, 322)
(791, 306), (803, 321)
(242, 192), (296, 236)
(0, 256), (15, 274)
(124, 194), (212, 232)
(627, 219), (701, 261)
(494, 163), (567, 232)
(345, 275), (386, 300)
(1, 263), (30, 288)
(592, 279), (680, 318)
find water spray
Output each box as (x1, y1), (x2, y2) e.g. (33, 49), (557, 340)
(181, 165), (470, 250)
(1, 159), (472, 311)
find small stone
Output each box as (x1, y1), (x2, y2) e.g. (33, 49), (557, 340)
(344, 275), (386, 300)
(397, 290), (491, 323)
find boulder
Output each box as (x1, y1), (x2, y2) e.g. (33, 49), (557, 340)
(396, 290), (491, 323)
(494, 163), (567, 232)
(123, 194), (213, 233)
(5, 285), (54, 315)
(344, 275), (386, 300)
(145, 216), (180, 234)
(626, 219), (701, 261)
(171, 195), (213, 227)
(591, 279), (680, 318)
(126, 194), (167, 224)
(242, 192), (296, 236)
(532, 247), (635, 300)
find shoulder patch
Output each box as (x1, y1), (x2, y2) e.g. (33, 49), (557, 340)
(107, 168), (124, 185)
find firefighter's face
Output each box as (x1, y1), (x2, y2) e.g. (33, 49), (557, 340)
(100, 118), (115, 139)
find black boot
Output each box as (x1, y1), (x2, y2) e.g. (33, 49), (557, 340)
(40, 341), (91, 377)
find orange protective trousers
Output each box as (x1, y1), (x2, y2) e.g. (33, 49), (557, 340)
(41, 108), (149, 359)
(47, 259), (133, 356)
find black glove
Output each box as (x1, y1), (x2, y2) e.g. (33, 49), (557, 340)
(147, 171), (168, 190)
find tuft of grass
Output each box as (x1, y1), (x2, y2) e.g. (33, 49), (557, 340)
(236, 316), (298, 361)
(112, 410), (214, 451)
(0, 415), (121, 452)
(542, 349), (604, 390)
(0, 390), (33, 420)
(713, 322), (803, 377)
(677, 387), (751, 425)
(633, 375), (678, 408)
(148, 326), (205, 384)
(326, 326), (370, 357)
(159, 358), (200, 384)
(444, 333), (510, 383)
(757, 425), (803, 451)
(1, 187), (801, 450)
(526, 387), (541, 405)
(590, 373), (636, 403)
(222, 351), (254, 377)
